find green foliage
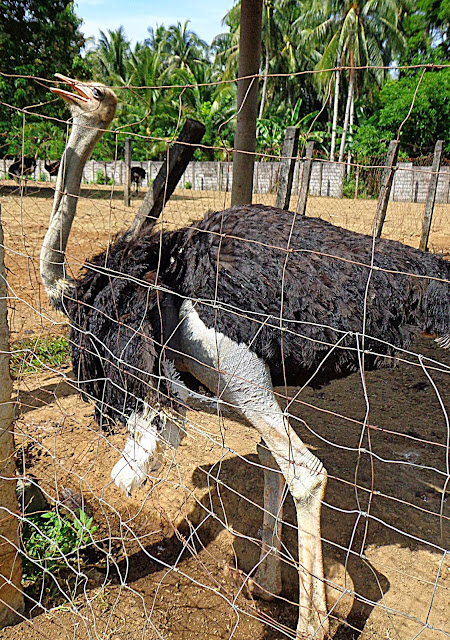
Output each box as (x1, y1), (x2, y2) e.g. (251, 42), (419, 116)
(11, 335), (70, 377)
(21, 509), (97, 585)
(184, 181), (193, 189)
(351, 123), (390, 158)
(342, 176), (356, 198)
(0, 0), (89, 156)
(257, 99), (327, 156)
(0, 1), (447, 165)
(342, 174), (371, 199)
(94, 170), (106, 185)
(354, 69), (450, 156)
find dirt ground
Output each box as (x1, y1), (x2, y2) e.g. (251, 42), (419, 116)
(0, 183), (449, 640)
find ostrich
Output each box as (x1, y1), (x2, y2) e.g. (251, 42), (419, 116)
(40, 74), (449, 640)
(8, 156), (36, 181)
(131, 166), (146, 194)
(44, 159), (61, 178)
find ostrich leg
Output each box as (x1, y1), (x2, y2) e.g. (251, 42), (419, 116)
(179, 307), (329, 639)
(248, 410), (328, 639)
(223, 379), (329, 637)
(250, 438), (285, 600)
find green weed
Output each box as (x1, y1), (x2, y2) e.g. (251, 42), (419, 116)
(21, 509), (97, 587)
(10, 335), (71, 377)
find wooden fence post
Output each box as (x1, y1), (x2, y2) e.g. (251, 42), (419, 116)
(126, 119), (205, 240)
(124, 138), (131, 207)
(276, 127), (300, 210)
(0, 205), (24, 627)
(373, 139), (399, 237)
(296, 141), (315, 216)
(354, 165), (360, 199)
(419, 140), (443, 252)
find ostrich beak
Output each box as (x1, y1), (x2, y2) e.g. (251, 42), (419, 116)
(50, 73), (91, 104)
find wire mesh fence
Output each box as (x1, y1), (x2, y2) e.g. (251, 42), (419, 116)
(0, 66), (449, 640)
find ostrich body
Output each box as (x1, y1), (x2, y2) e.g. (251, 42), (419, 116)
(40, 75), (450, 640)
(8, 157), (36, 180)
(131, 166), (146, 193)
(44, 160), (61, 177)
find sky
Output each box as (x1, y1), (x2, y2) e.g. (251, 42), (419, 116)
(74, 0), (236, 48)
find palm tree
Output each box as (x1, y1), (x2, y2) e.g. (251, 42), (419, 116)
(164, 21), (209, 74)
(171, 63), (237, 158)
(217, 1), (320, 126)
(212, 4), (241, 79)
(89, 26), (132, 85)
(296, 0), (405, 160)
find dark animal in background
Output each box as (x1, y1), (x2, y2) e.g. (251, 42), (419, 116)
(44, 160), (61, 177)
(40, 74), (450, 640)
(8, 157), (36, 181)
(131, 166), (146, 194)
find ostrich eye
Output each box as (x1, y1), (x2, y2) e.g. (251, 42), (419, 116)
(91, 87), (104, 99)
(151, 415), (164, 433)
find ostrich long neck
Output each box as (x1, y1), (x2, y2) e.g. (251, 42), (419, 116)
(40, 116), (105, 306)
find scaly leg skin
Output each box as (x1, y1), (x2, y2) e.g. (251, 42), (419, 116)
(178, 303), (329, 638)
(249, 438), (285, 601)
(252, 417), (329, 639)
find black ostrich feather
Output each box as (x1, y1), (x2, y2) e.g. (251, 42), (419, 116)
(64, 205), (449, 429)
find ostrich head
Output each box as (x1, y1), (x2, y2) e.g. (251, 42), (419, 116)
(50, 74), (117, 128)
(40, 74), (117, 307)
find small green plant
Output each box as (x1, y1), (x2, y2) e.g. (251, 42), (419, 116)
(39, 173), (47, 182)
(184, 181), (192, 189)
(21, 509), (97, 586)
(342, 175), (371, 199)
(94, 170), (106, 185)
(342, 177), (356, 198)
(11, 335), (71, 377)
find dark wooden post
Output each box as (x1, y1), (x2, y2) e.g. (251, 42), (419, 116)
(419, 140), (443, 252)
(373, 140), (399, 237)
(0, 205), (24, 628)
(296, 141), (315, 216)
(276, 127), (300, 210)
(231, 0), (263, 206)
(124, 138), (131, 207)
(354, 165), (360, 199)
(126, 119), (205, 239)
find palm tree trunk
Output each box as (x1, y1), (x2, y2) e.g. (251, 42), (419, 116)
(338, 71), (354, 163)
(0, 209), (24, 628)
(329, 66), (340, 161)
(347, 90), (355, 176)
(258, 42), (269, 120)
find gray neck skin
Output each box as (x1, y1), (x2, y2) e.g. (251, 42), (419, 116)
(40, 115), (104, 307)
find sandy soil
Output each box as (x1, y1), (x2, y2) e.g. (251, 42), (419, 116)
(0, 182), (449, 640)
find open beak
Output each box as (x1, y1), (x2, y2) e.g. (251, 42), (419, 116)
(50, 73), (91, 104)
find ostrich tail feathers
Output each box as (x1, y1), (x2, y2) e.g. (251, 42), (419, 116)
(435, 333), (450, 349)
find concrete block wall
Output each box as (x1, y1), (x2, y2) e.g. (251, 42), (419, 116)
(1, 158), (448, 203)
(392, 163), (450, 203)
